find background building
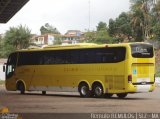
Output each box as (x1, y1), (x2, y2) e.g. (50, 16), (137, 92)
(62, 30), (84, 45)
(30, 30), (85, 46)
(30, 34), (61, 46)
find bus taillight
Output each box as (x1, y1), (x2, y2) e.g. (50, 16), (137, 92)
(128, 75), (132, 83)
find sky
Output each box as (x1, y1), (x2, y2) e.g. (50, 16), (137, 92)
(0, 0), (130, 35)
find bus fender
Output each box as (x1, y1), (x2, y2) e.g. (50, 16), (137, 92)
(78, 80), (91, 90)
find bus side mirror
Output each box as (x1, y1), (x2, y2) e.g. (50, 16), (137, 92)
(3, 63), (6, 72)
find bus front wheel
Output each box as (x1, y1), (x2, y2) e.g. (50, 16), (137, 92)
(116, 93), (127, 98)
(17, 82), (25, 94)
(78, 83), (91, 97)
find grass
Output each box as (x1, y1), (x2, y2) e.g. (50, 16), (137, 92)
(0, 80), (5, 85)
(156, 64), (160, 77)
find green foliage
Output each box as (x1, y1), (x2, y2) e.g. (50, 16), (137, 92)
(94, 22), (111, 44)
(40, 23), (60, 35)
(110, 37), (123, 43)
(0, 25), (31, 57)
(117, 12), (132, 37)
(130, 0), (147, 41)
(156, 64), (160, 77)
(108, 12), (132, 42)
(108, 19), (116, 36)
(0, 36), (4, 57)
(96, 22), (108, 31)
(0, 80), (5, 85)
(152, 22), (160, 40)
(84, 31), (96, 42)
(153, 0), (160, 21)
(108, 0), (160, 42)
(94, 30), (112, 44)
(129, 0), (160, 41)
(84, 22), (111, 44)
(151, 0), (160, 40)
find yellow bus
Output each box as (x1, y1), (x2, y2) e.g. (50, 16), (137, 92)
(4, 42), (155, 98)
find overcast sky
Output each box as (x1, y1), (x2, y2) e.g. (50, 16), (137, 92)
(0, 0), (130, 35)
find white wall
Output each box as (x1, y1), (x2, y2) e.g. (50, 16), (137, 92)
(48, 35), (54, 45)
(155, 77), (160, 86)
(0, 64), (5, 80)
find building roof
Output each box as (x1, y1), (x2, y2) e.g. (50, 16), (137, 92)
(65, 30), (81, 35)
(0, 0), (29, 23)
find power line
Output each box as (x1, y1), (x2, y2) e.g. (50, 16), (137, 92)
(88, 0), (91, 31)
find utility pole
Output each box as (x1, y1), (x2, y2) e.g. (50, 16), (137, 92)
(88, 0), (91, 31)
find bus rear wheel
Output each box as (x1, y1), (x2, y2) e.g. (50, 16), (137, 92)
(17, 82), (25, 94)
(93, 83), (104, 98)
(116, 93), (127, 98)
(78, 83), (91, 97)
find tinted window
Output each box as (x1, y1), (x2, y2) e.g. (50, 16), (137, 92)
(130, 44), (153, 58)
(17, 47), (126, 66)
(18, 52), (39, 65)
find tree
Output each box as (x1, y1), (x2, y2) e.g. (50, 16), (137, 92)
(94, 22), (111, 43)
(153, 23), (160, 40)
(84, 31), (96, 42)
(40, 23), (60, 35)
(130, 0), (154, 41)
(108, 19), (116, 36)
(96, 22), (108, 31)
(151, 0), (160, 20)
(151, 0), (160, 39)
(117, 12), (132, 38)
(84, 22), (111, 44)
(108, 12), (132, 42)
(0, 36), (4, 57)
(1, 25), (31, 57)
(95, 30), (112, 44)
(107, 0), (160, 42)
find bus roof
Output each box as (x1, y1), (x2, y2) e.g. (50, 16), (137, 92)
(16, 42), (152, 52)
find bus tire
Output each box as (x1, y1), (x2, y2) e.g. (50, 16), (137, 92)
(17, 82), (25, 94)
(104, 93), (113, 98)
(116, 93), (127, 98)
(78, 83), (91, 97)
(42, 91), (46, 95)
(92, 83), (104, 98)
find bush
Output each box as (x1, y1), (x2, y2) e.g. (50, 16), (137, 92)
(156, 64), (160, 77)
(0, 80), (5, 85)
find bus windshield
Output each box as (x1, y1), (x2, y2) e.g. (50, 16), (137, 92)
(130, 44), (153, 58)
(6, 53), (17, 78)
